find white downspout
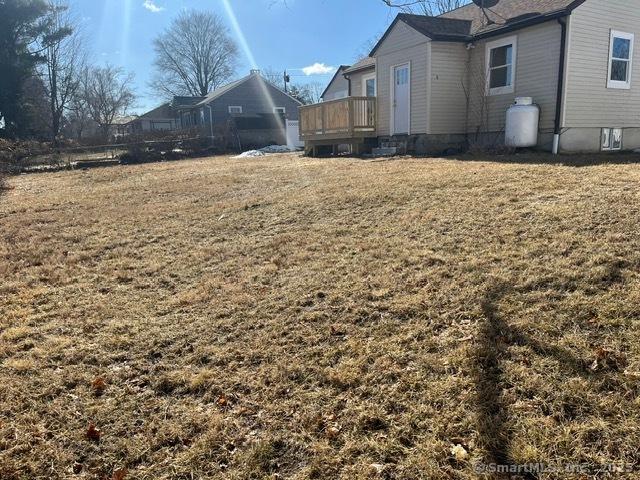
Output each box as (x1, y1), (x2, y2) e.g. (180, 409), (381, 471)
(552, 134), (560, 154)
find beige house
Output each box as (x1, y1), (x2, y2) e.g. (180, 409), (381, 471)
(301, 0), (640, 154)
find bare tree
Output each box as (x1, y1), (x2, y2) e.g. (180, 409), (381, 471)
(150, 11), (238, 98)
(66, 91), (93, 140)
(354, 32), (383, 61)
(82, 65), (135, 140)
(40, 1), (86, 142)
(381, 0), (470, 15)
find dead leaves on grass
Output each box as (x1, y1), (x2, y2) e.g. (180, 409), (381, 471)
(590, 347), (627, 372)
(86, 422), (101, 442)
(110, 468), (128, 480)
(92, 376), (107, 396)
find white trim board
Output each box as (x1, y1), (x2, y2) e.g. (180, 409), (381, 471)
(485, 35), (518, 96)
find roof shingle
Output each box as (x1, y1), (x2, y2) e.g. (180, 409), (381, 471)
(439, 0), (579, 36)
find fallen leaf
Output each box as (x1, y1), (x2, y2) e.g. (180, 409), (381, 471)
(86, 423), (101, 442)
(112, 468), (127, 480)
(590, 347), (627, 371)
(217, 395), (228, 407)
(451, 444), (469, 461)
(370, 463), (384, 474)
(92, 377), (107, 396)
(326, 425), (340, 439)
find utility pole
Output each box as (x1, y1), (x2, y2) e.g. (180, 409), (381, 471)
(283, 70), (290, 92)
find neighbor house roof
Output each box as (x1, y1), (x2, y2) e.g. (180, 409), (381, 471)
(344, 57), (376, 75)
(192, 71), (304, 109)
(321, 65), (351, 100)
(172, 96), (206, 109)
(138, 103), (175, 120)
(371, 0), (585, 55)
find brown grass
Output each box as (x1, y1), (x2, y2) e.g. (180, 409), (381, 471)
(2, 152), (640, 479)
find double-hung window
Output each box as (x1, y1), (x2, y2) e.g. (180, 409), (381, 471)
(362, 73), (376, 97)
(486, 36), (517, 95)
(608, 30), (634, 89)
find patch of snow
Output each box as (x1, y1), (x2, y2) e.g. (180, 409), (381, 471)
(260, 145), (294, 154)
(233, 150), (266, 158)
(233, 145), (296, 158)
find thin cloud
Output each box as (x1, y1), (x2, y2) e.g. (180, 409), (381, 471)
(143, 0), (164, 13)
(302, 63), (336, 76)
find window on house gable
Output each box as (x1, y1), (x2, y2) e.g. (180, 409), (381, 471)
(365, 78), (376, 97)
(274, 107), (286, 114)
(228, 106), (243, 114)
(486, 36), (517, 95)
(608, 30), (634, 89)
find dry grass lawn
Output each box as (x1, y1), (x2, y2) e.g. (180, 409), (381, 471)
(2, 153), (640, 479)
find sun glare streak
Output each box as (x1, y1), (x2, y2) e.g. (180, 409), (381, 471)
(121, 0), (132, 65)
(221, 0), (285, 138)
(221, 0), (257, 68)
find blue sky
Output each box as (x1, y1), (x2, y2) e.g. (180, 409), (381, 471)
(73, 0), (400, 113)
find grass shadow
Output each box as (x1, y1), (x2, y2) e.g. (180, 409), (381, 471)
(475, 281), (606, 478)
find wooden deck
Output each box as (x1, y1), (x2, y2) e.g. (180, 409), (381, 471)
(299, 97), (377, 142)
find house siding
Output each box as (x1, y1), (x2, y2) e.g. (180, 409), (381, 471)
(466, 21), (562, 140)
(204, 75), (302, 126)
(322, 69), (349, 101)
(348, 68), (376, 97)
(373, 21), (430, 136)
(430, 42), (469, 134)
(564, 0), (640, 128)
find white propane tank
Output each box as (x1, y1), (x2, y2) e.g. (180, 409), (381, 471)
(505, 97), (540, 147)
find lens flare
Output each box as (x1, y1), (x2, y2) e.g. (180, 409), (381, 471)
(221, 0), (285, 138)
(121, 0), (132, 65)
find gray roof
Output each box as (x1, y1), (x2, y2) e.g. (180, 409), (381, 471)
(194, 76), (251, 107)
(440, 0), (581, 36)
(344, 57), (376, 74)
(189, 71), (303, 108)
(371, 0), (584, 54)
(138, 103), (175, 119)
(172, 96), (206, 108)
(397, 14), (472, 40)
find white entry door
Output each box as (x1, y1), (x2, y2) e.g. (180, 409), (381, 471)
(393, 64), (410, 135)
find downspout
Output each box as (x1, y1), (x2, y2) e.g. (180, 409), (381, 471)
(207, 104), (214, 140)
(553, 16), (568, 154)
(346, 75), (352, 96)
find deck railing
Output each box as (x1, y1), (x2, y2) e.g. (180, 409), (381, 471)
(299, 97), (376, 141)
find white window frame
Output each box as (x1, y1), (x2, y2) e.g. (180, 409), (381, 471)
(602, 127), (623, 151)
(607, 30), (634, 90)
(274, 107), (286, 114)
(485, 35), (517, 96)
(362, 72), (377, 97)
(228, 106), (243, 114)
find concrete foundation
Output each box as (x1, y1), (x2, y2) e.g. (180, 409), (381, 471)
(558, 127), (640, 152)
